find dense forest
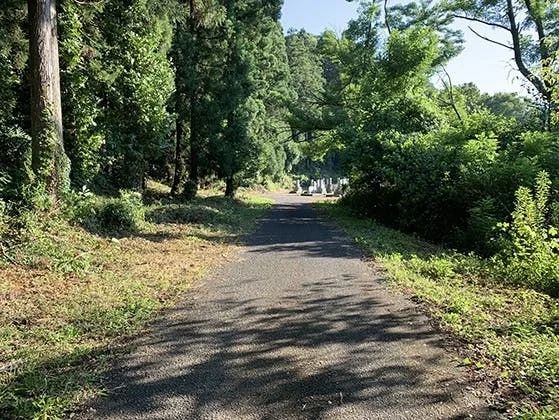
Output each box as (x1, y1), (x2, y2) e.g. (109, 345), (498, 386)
(1, 1), (558, 290)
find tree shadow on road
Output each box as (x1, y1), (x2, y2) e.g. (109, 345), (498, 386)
(83, 275), (494, 419)
(77, 198), (497, 419)
(245, 203), (368, 261)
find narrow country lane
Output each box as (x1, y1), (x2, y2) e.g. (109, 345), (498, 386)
(80, 194), (498, 420)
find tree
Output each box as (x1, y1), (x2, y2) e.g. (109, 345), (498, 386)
(285, 30), (325, 149)
(481, 91), (542, 128)
(286, 30), (325, 118)
(208, 0), (290, 197)
(28, 0), (70, 202)
(97, 0), (175, 190)
(285, 29), (349, 179)
(245, 13), (293, 184)
(170, 0), (227, 195)
(210, 18), (252, 198)
(447, 0), (559, 125)
(58, 0), (105, 187)
(170, 0), (198, 196)
(0, 1), (30, 201)
(387, 0), (464, 62)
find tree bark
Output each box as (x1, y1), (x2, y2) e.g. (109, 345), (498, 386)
(224, 175), (235, 198)
(188, 0), (200, 187)
(170, 119), (184, 196)
(28, 0), (69, 200)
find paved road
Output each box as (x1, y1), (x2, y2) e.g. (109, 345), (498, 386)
(80, 194), (498, 419)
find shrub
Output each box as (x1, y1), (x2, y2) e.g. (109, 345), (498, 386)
(180, 179), (197, 202)
(461, 198), (502, 256)
(495, 171), (559, 297)
(0, 172), (12, 237)
(67, 189), (144, 234)
(97, 190), (144, 233)
(0, 126), (32, 203)
(0, 199), (7, 238)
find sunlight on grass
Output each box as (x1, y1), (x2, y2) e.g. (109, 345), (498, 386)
(316, 201), (559, 419)
(0, 190), (272, 419)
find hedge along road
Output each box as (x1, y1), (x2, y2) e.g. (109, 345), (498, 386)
(80, 193), (499, 420)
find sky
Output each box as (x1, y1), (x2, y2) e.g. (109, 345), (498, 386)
(280, 0), (526, 95)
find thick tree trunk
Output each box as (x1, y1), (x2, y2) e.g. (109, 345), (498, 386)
(170, 119), (184, 196)
(28, 0), (69, 200)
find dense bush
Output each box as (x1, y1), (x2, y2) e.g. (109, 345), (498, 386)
(343, 112), (559, 244)
(180, 180), (198, 202)
(97, 191), (144, 232)
(344, 111), (559, 295)
(68, 189), (144, 234)
(344, 113), (512, 244)
(494, 172), (559, 297)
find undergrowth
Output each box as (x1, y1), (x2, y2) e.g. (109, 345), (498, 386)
(0, 184), (272, 419)
(316, 201), (559, 419)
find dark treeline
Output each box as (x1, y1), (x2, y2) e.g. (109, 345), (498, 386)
(1, 0), (306, 203)
(1, 0), (558, 295)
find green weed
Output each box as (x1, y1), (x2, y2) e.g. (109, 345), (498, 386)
(0, 190), (272, 419)
(317, 200), (559, 418)
(495, 171), (559, 297)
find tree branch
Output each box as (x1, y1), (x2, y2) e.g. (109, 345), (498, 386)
(523, 0), (550, 61)
(468, 26), (514, 50)
(452, 14), (510, 31)
(384, 0), (391, 34)
(439, 65), (463, 123)
(505, 0), (551, 103)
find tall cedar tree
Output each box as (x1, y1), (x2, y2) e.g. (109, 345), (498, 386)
(28, 0), (70, 202)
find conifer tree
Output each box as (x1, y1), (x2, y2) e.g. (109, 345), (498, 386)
(28, 0), (70, 202)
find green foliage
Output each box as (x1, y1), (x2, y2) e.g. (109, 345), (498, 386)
(482, 92), (543, 129)
(285, 29), (326, 140)
(69, 189), (144, 235)
(0, 126), (32, 203)
(0, 2), (31, 203)
(344, 111), (513, 246)
(180, 179), (198, 202)
(319, 200), (559, 418)
(97, 191), (144, 233)
(387, 0), (464, 62)
(60, 0), (178, 192)
(495, 172), (559, 296)
(58, 0), (106, 187)
(338, 15), (557, 259)
(0, 174), (10, 238)
(98, 0), (175, 190)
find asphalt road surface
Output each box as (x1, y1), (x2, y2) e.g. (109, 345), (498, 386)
(80, 194), (498, 420)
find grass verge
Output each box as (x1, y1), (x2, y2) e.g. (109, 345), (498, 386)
(316, 201), (559, 419)
(0, 186), (272, 419)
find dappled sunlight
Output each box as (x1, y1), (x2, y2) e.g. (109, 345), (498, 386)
(84, 275), (490, 419)
(79, 195), (494, 419)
